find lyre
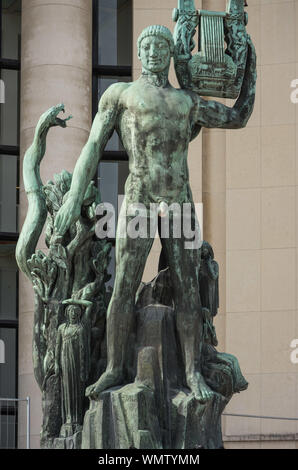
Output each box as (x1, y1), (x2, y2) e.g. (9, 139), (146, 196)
(173, 0), (249, 99)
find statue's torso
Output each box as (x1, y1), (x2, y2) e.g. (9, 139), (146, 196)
(116, 78), (197, 205)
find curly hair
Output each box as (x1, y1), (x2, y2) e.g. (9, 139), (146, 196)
(137, 25), (175, 56)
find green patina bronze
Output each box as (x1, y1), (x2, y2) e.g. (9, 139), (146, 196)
(54, 7), (256, 402)
(173, 0), (250, 98)
(16, 105), (111, 448)
(55, 299), (92, 439)
(17, 0), (256, 449)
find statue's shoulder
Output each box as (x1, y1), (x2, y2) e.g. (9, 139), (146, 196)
(173, 86), (198, 107)
(179, 87), (201, 103)
(100, 81), (132, 108)
(105, 81), (132, 99)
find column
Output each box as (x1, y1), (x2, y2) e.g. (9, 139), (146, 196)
(18, 0), (92, 448)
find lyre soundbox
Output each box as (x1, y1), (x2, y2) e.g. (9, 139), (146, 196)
(173, 0), (249, 99)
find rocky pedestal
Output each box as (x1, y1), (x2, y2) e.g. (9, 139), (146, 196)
(82, 304), (228, 450)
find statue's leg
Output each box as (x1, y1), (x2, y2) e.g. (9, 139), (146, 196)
(161, 211), (214, 403)
(86, 210), (154, 399)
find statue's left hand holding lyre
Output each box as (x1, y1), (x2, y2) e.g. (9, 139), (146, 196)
(173, 0), (198, 59)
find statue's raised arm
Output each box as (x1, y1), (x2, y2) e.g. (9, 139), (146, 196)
(54, 82), (129, 237)
(192, 35), (256, 130)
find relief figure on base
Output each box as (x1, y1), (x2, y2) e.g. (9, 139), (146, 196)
(55, 299), (92, 438)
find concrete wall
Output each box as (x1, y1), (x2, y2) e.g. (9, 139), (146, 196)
(133, 0), (298, 449)
(223, 0), (298, 448)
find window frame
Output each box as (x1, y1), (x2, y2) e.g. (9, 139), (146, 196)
(0, 0), (21, 449)
(92, 0), (130, 163)
(0, 0), (21, 154)
(92, 0), (133, 247)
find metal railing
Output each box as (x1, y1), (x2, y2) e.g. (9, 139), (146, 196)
(223, 412), (298, 421)
(0, 397), (30, 449)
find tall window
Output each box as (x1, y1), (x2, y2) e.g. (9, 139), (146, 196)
(93, 0), (132, 285)
(0, 0), (21, 449)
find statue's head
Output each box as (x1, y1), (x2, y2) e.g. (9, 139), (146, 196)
(65, 305), (82, 325)
(62, 298), (92, 325)
(201, 241), (214, 260)
(138, 25), (174, 73)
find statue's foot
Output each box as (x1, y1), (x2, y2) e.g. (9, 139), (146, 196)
(85, 369), (123, 400)
(187, 372), (214, 404)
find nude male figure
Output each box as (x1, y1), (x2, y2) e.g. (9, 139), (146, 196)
(55, 25), (256, 403)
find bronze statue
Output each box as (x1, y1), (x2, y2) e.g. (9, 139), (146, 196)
(202, 307), (248, 397)
(199, 241), (219, 317)
(55, 299), (92, 438)
(54, 23), (256, 404)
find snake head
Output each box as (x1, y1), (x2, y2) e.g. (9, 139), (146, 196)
(53, 103), (73, 128)
(37, 103), (73, 133)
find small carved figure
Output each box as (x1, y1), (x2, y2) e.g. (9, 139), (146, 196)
(173, 0), (199, 59)
(202, 308), (248, 397)
(55, 299), (92, 438)
(199, 241), (219, 317)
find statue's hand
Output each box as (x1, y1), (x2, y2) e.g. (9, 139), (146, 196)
(54, 196), (81, 236)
